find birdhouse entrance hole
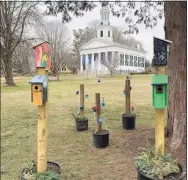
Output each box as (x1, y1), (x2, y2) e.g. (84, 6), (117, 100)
(35, 85), (39, 90)
(156, 85), (163, 93)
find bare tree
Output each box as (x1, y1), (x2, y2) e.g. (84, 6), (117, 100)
(101, 51), (120, 75)
(35, 20), (71, 80)
(0, 1), (39, 86)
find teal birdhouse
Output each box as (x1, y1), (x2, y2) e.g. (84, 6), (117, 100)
(123, 89), (126, 95)
(101, 98), (105, 107)
(151, 74), (168, 109)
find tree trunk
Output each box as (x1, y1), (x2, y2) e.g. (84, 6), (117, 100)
(164, 2), (187, 150)
(4, 54), (16, 86)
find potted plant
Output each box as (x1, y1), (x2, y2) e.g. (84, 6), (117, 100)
(122, 76), (136, 130)
(93, 93), (109, 148)
(72, 113), (88, 131)
(20, 161), (61, 180)
(135, 140), (185, 180)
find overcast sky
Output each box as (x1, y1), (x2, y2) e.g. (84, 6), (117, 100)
(38, 2), (165, 61)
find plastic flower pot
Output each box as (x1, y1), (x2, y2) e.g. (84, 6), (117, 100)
(122, 113), (136, 130)
(137, 164), (185, 180)
(93, 130), (109, 148)
(75, 118), (88, 131)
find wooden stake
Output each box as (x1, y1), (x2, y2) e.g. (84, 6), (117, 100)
(155, 67), (166, 155)
(37, 67), (48, 173)
(80, 84), (84, 118)
(96, 93), (102, 132)
(155, 109), (165, 155)
(125, 78), (130, 115)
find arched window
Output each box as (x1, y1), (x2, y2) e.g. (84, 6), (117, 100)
(100, 31), (103, 37)
(108, 31), (110, 37)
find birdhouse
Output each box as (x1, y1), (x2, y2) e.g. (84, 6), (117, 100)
(98, 117), (102, 125)
(92, 106), (97, 112)
(153, 37), (172, 66)
(80, 104), (84, 110)
(32, 41), (51, 70)
(101, 98), (105, 107)
(76, 90), (79, 95)
(131, 106), (134, 112)
(85, 94), (89, 99)
(29, 75), (48, 105)
(123, 89), (126, 95)
(151, 74), (168, 109)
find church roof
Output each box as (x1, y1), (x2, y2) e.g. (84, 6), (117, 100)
(79, 38), (147, 53)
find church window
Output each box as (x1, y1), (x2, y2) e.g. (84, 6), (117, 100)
(130, 55), (133, 66)
(108, 31), (110, 37)
(125, 55), (129, 66)
(134, 56), (137, 66)
(120, 54), (124, 66)
(101, 30), (103, 37)
(101, 22), (103, 25)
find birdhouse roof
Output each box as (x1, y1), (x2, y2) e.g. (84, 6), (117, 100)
(151, 74), (168, 85)
(31, 41), (50, 49)
(29, 75), (47, 84)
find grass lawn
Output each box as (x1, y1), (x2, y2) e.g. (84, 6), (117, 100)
(1, 74), (160, 180)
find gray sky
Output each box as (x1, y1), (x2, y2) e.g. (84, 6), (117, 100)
(39, 2), (165, 61)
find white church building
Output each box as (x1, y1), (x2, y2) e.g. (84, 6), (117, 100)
(79, 5), (147, 74)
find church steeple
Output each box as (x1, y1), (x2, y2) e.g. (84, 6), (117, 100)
(100, 5), (110, 26)
(97, 4), (113, 42)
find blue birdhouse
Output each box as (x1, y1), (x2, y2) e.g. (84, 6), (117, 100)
(98, 117), (102, 124)
(85, 94), (89, 99)
(80, 104), (84, 109)
(29, 75), (48, 105)
(76, 90), (79, 95)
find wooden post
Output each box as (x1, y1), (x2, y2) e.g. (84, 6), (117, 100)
(125, 77), (130, 115)
(80, 84), (84, 118)
(37, 67), (48, 173)
(96, 93), (102, 132)
(155, 67), (166, 155)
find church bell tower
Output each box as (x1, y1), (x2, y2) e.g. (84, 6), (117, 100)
(97, 5), (113, 42)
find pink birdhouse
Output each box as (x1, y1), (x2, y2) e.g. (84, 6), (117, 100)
(32, 41), (51, 70)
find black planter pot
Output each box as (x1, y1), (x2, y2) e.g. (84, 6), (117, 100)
(76, 118), (88, 131)
(93, 130), (109, 148)
(137, 164), (185, 180)
(122, 113), (136, 130)
(20, 161), (61, 180)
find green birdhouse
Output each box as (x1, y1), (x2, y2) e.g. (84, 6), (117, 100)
(151, 74), (168, 109)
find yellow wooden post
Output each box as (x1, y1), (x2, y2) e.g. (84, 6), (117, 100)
(155, 66), (166, 155)
(37, 67), (48, 173)
(96, 93), (102, 132)
(80, 84), (84, 118)
(125, 77), (130, 115)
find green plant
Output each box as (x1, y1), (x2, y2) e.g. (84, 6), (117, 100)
(24, 170), (60, 180)
(135, 139), (180, 179)
(72, 113), (87, 121)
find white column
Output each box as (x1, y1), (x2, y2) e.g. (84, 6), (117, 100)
(85, 54), (88, 71)
(91, 53), (94, 71)
(98, 53), (101, 71)
(80, 54), (83, 72)
(105, 52), (108, 70)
